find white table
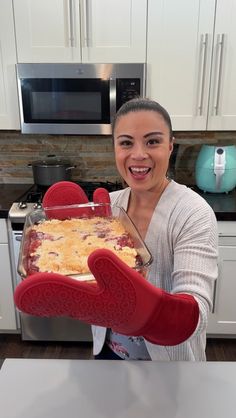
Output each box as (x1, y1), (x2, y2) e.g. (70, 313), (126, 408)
(0, 358), (236, 418)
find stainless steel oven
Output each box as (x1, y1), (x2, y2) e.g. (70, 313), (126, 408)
(8, 221), (93, 341)
(8, 181), (122, 341)
(16, 63), (145, 135)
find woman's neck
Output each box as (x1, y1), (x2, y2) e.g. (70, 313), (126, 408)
(128, 178), (170, 210)
(126, 178), (170, 239)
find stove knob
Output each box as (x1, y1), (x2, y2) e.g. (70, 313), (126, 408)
(33, 202), (42, 209)
(18, 202), (27, 209)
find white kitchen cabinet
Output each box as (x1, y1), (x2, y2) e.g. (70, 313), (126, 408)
(146, 0), (236, 131)
(13, 0), (147, 63)
(0, 220), (17, 331)
(0, 0), (20, 129)
(207, 222), (236, 336)
(207, 1), (236, 130)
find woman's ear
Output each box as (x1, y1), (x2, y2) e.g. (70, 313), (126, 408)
(169, 136), (175, 154)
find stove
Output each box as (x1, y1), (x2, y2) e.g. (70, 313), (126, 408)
(8, 181), (123, 223)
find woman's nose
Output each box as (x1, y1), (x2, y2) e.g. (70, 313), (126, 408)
(131, 144), (148, 160)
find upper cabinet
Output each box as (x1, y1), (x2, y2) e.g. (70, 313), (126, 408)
(0, 0), (20, 129)
(207, 1), (236, 130)
(146, 0), (236, 131)
(13, 0), (147, 63)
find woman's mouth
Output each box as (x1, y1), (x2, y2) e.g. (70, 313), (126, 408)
(129, 166), (151, 179)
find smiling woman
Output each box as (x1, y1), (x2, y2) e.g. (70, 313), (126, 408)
(13, 98), (218, 362)
(91, 98), (218, 361)
(114, 103), (173, 208)
(113, 99), (174, 238)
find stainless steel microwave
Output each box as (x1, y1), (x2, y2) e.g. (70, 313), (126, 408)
(16, 63), (145, 135)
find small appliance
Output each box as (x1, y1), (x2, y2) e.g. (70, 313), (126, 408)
(195, 145), (236, 193)
(16, 63), (145, 135)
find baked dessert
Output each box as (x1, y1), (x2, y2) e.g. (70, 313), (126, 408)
(26, 216), (140, 279)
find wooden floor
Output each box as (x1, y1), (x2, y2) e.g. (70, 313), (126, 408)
(206, 338), (236, 361)
(0, 334), (93, 361)
(0, 334), (236, 361)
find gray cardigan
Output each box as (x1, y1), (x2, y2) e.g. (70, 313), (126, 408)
(92, 181), (218, 361)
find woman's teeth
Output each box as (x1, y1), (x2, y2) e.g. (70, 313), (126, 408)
(129, 167), (150, 175)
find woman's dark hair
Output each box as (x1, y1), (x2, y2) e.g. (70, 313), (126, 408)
(112, 97), (173, 139)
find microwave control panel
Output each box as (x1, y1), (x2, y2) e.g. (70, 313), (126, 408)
(116, 79), (141, 110)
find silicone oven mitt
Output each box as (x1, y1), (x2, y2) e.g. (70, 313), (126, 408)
(14, 181), (200, 346)
(14, 249), (199, 346)
(42, 180), (111, 218)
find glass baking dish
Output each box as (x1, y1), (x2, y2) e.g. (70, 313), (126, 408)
(18, 203), (153, 282)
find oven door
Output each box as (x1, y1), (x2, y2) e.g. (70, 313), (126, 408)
(10, 226), (92, 342)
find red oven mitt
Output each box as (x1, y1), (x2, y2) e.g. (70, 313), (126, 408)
(14, 248), (199, 346)
(42, 180), (111, 218)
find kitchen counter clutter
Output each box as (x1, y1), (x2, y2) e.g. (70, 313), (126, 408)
(1, 358), (236, 418)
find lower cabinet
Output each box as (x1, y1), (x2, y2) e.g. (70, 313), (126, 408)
(0, 219), (17, 330)
(207, 222), (236, 336)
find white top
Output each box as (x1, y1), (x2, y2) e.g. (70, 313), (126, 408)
(92, 181), (218, 361)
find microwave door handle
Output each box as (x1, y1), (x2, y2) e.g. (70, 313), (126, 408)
(110, 78), (116, 121)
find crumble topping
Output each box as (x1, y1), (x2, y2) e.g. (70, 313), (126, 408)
(26, 217), (138, 277)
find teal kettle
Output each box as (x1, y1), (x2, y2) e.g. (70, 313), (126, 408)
(195, 145), (236, 193)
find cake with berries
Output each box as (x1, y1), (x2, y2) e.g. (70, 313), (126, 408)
(25, 216), (140, 280)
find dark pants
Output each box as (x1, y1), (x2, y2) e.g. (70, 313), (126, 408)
(94, 343), (123, 360)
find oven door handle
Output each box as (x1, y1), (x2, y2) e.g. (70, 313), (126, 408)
(15, 235), (22, 241)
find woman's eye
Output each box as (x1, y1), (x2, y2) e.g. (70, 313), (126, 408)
(147, 138), (160, 146)
(119, 140), (133, 147)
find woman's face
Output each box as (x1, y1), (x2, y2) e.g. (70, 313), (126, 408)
(114, 110), (174, 193)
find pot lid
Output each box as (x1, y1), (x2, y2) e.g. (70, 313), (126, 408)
(31, 157), (71, 167)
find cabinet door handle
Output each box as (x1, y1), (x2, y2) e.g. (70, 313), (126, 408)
(211, 277), (217, 314)
(197, 34), (208, 116)
(68, 0), (75, 47)
(213, 33), (225, 116)
(80, 0), (89, 48)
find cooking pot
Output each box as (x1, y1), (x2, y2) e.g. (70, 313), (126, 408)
(29, 156), (76, 186)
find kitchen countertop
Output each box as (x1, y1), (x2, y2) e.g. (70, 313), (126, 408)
(0, 183), (236, 221)
(1, 358), (236, 418)
(193, 186), (236, 221)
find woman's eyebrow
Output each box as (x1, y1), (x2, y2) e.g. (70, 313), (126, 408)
(144, 131), (164, 138)
(116, 134), (133, 139)
(116, 131), (164, 139)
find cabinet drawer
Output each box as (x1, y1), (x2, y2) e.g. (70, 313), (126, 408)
(218, 221), (236, 237)
(219, 236), (236, 246)
(0, 219), (8, 243)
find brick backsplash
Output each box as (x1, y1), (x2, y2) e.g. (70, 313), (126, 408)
(0, 130), (236, 185)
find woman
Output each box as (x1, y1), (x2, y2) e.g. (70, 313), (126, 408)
(14, 98), (218, 361)
(92, 98), (218, 361)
